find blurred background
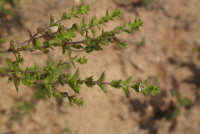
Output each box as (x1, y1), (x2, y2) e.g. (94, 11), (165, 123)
(1, 0), (200, 134)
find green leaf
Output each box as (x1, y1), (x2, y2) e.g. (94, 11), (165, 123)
(72, 68), (79, 80)
(44, 83), (53, 92)
(70, 6), (79, 18)
(32, 38), (40, 47)
(142, 79), (148, 86)
(43, 62), (55, 75)
(13, 77), (20, 92)
(131, 83), (140, 92)
(113, 26), (121, 32)
(76, 4), (90, 14)
(66, 69), (82, 93)
(57, 60), (68, 67)
(14, 53), (24, 65)
(115, 39), (127, 49)
(88, 16), (98, 27)
(13, 62), (21, 77)
(71, 44), (83, 49)
(68, 95), (84, 106)
(84, 76), (95, 87)
(98, 84), (107, 93)
(91, 28), (96, 38)
(105, 10), (110, 19)
(62, 43), (71, 55)
(21, 74), (36, 87)
(98, 72), (105, 83)
(25, 63), (40, 72)
(57, 74), (65, 86)
(80, 18), (85, 27)
(52, 92), (62, 98)
(70, 84), (81, 93)
(76, 56), (88, 64)
(110, 8), (121, 18)
(79, 18), (87, 31)
(122, 85), (130, 98)
(70, 55), (78, 67)
(141, 88), (148, 96)
(128, 19), (143, 30)
(50, 14), (55, 26)
(111, 80), (122, 88)
(74, 98), (84, 106)
(62, 30), (76, 41)
(61, 12), (70, 20)
(7, 77), (12, 85)
(44, 73), (56, 84)
(145, 85), (161, 96)
(70, 24), (78, 31)
(84, 44), (103, 53)
(122, 77), (132, 85)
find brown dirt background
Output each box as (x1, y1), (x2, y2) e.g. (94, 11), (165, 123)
(1, 0), (200, 134)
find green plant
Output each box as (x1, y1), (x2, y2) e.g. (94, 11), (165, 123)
(0, 5), (160, 106)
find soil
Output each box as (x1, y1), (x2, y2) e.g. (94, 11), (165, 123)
(1, 0), (200, 134)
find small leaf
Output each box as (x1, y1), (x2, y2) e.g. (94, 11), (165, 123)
(70, 6), (79, 18)
(111, 8), (121, 18)
(61, 12), (70, 20)
(122, 85), (130, 98)
(70, 55), (78, 67)
(77, 4), (90, 14)
(50, 14), (55, 26)
(52, 92), (62, 98)
(111, 80), (122, 88)
(57, 74), (65, 86)
(131, 83), (140, 92)
(128, 19), (143, 30)
(105, 10), (110, 19)
(74, 98), (84, 106)
(142, 79), (148, 86)
(72, 68), (79, 80)
(98, 84), (107, 93)
(79, 18), (86, 31)
(88, 16), (98, 27)
(68, 95), (84, 106)
(122, 77), (132, 85)
(84, 76), (95, 87)
(98, 71), (105, 83)
(91, 28), (96, 38)
(76, 56), (88, 64)
(13, 78), (20, 92)
(21, 74), (36, 87)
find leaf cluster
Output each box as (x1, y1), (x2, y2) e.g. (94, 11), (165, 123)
(0, 5), (160, 106)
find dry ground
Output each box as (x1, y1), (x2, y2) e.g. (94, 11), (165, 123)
(1, 0), (200, 134)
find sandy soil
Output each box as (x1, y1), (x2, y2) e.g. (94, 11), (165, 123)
(1, 0), (200, 134)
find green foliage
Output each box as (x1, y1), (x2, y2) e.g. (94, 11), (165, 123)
(0, 5), (161, 106)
